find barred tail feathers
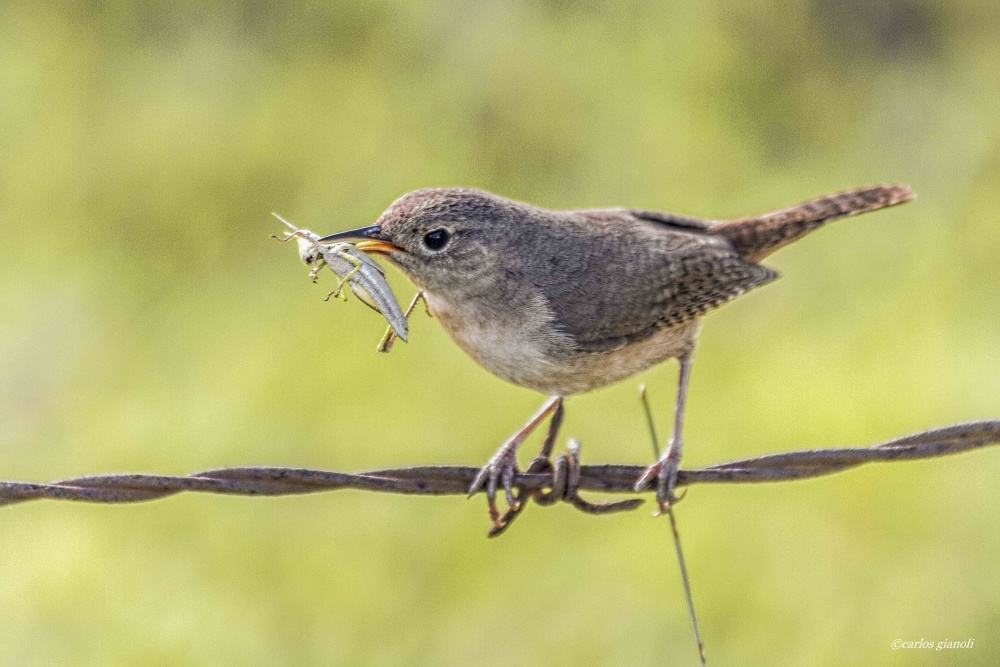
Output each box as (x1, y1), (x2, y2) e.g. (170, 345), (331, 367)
(712, 184), (915, 261)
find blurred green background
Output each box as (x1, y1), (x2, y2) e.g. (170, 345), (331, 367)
(1, 1), (999, 664)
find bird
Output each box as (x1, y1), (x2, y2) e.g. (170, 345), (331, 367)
(317, 183), (915, 527)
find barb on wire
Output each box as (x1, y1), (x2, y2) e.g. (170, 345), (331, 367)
(0, 420), (996, 524)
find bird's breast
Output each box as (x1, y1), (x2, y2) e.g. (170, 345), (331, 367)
(423, 290), (574, 392)
(422, 290), (698, 396)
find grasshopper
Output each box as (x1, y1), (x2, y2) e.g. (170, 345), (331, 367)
(272, 214), (408, 342)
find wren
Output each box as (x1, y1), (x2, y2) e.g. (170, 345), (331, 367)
(318, 183), (915, 526)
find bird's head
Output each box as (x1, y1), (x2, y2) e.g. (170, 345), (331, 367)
(318, 188), (526, 295)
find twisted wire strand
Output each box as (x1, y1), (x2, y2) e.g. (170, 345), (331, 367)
(0, 420), (996, 512)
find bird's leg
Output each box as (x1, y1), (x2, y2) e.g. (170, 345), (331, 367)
(468, 396), (563, 527)
(486, 398), (566, 536)
(635, 352), (693, 512)
(536, 396), (565, 461)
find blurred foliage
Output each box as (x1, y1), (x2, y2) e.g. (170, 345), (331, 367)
(1, 0), (999, 664)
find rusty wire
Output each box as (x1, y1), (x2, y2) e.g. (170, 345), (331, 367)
(1, 420), (997, 533)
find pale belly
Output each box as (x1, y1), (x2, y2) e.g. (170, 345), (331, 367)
(425, 292), (699, 396)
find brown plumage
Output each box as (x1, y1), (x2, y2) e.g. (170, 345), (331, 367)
(319, 183), (916, 524)
(712, 184), (915, 261)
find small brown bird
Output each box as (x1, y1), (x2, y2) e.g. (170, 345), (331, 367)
(319, 184), (915, 526)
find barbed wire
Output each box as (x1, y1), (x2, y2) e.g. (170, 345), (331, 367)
(1, 420), (997, 535)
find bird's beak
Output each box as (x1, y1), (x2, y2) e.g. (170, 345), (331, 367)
(317, 225), (402, 254)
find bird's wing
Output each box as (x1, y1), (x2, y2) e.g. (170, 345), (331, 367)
(622, 208), (716, 232)
(543, 210), (779, 352)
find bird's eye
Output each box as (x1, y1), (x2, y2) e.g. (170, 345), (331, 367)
(423, 228), (451, 251)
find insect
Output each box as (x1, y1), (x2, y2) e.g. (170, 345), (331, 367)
(271, 214), (409, 342)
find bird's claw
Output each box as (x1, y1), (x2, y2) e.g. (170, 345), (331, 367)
(468, 446), (521, 526)
(634, 445), (684, 514)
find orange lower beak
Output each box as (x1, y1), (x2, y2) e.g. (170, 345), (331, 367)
(355, 240), (402, 254)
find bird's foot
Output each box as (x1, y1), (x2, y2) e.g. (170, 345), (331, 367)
(467, 396), (563, 532)
(634, 442), (685, 514)
(468, 441), (521, 527)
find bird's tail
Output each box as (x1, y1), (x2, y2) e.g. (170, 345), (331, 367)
(711, 184), (915, 262)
